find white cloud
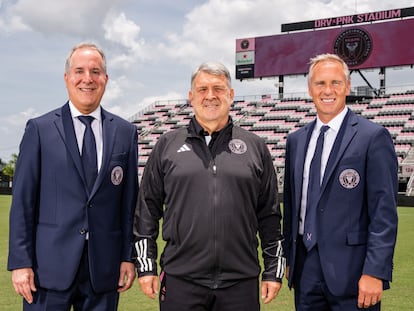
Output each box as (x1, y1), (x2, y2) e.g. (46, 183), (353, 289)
(0, 3), (30, 34)
(3, 107), (38, 127)
(6, 0), (121, 37)
(103, 11), (149, 68)
(159, 0), (357, 67)
(0, 108), (40, 161)
(103, 77), (126, 103)
(104, 11), (141, 48)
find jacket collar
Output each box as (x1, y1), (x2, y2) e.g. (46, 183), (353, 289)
(188, 116), (233, 138)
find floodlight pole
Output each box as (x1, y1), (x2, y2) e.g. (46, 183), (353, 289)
(352, 69), (379, 97)
(278, 76), (284, 99)
(379, 67), (386, 96)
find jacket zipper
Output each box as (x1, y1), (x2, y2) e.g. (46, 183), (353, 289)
(211, 158), (219, 289)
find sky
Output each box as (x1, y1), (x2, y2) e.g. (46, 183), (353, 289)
(1, 0), (413, 161)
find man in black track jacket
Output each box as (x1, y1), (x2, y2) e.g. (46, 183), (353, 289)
(134, 61), (285, 311)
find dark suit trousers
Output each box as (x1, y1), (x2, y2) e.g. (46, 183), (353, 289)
(293, 238), (380, 311)
(23, 243), (119, 311)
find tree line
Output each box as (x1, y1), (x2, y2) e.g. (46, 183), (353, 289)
(1, 153), (17, 186)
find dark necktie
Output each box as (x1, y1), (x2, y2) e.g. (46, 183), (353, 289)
(78, 116), (97, 192)
(303, 125), (329, 251)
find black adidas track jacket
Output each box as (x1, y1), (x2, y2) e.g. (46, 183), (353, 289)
(134, 117), (285, 289)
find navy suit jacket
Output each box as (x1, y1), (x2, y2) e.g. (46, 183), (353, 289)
(8, 102), (138, 293)
(283, 109), (398, 296)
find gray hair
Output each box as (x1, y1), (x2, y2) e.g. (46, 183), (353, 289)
(308, 53), (350, 83)
(191, 61), (232, 89)
(64, 42), (107, 74)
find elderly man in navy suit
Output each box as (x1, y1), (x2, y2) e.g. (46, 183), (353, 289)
(8, 43), (138, 310)
(283, 53), (398, 310)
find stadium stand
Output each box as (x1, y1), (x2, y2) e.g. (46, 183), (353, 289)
(131, 92), (414, 195)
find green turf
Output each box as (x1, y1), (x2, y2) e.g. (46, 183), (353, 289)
(1, 194), (413, 310)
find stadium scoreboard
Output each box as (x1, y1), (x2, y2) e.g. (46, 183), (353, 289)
(236, 7), (414, 80)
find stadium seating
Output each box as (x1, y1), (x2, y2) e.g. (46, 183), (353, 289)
(131, 93), (414, 191)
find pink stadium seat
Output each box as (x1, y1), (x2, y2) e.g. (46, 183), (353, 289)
(134, 95), (414, 180)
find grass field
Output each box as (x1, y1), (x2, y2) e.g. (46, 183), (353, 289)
(1, 194), (413, 310)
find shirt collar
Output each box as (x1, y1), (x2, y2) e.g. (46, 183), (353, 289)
(316, 106), (348, 133)
(69, 101), (102, 122)
(193, 116), (232, 137)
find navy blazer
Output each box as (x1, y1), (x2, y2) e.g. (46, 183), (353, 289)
(8, 102), (138, 293)
(283, 109), (398, 296)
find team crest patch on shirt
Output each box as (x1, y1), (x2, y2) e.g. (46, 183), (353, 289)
(111, 166), (123, 186)
(228, 139), (247, 154)
(339, 169), (360, 189)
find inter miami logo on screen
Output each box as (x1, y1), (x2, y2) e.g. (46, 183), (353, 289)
(334, 28), (372, 67)
(240, 39), (250, 50)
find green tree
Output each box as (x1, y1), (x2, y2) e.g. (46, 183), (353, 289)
(2, 153), (18, 184)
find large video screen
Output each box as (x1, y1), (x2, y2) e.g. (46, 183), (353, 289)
(236, 18), (414, 79)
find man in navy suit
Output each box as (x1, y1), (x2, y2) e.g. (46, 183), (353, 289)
(283, 53), (398, 310)
(8, 43), (138, 310)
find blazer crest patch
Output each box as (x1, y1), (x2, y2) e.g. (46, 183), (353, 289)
(111, 166), (124, 186)
(339, 168), (360, 189)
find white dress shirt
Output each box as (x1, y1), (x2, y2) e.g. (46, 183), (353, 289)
(299, 107), (348, 234)
(69, 102), (103, 172)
